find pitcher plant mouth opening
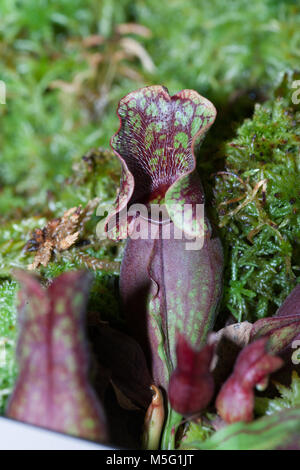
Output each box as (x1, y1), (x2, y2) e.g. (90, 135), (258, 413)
(105, 85), (216, 239)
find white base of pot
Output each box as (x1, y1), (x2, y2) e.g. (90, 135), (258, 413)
(0, 417), (113, 450)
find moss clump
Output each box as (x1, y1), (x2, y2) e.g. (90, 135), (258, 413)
(0, 217), (47, 277)
(178, 418), (214, 450)
(0, 280), (18, 413)
(214, 74), (300, 322)
(55, 148), (121, 215)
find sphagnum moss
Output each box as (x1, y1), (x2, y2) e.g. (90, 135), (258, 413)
(0, 280), (18, 413)
(214, 75), (300, 322)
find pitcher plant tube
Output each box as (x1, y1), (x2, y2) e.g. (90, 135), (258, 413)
(104, 85), (223, 448)
(6, 270), (107, 443)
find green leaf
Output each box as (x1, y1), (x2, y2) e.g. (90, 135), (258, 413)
(181, 406), (300, 450)
(255, 371), (300, 416)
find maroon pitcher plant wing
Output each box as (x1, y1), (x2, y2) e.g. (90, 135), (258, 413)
(6, 270), (107, 443)
(251, 284), (300, 353)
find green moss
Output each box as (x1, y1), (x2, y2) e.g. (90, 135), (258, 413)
(0, 280), (18, 413)
(183, 407), (300, 450)
(178, 418), (214, 450)
(55, 148), (121, 216)
(134, 0), (300, 99)
(0, 217), (47, 277)
(213, 74), (300, 322)
(255, 371), (300, 417)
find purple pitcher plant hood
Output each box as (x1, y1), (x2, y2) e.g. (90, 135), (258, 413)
(216, 338), (283, 423)
(214, 285), (300, 425)
(6, 270), (107, 443)
(105, 85), (223, 392)
(168, 333), (215, 416)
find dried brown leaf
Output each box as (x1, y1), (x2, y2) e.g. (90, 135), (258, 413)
(216, 321), (253, 348)
(115, 23), (152, 38)
(27, 199), (99, 269)
(119, 38), (155, 73)
(82, 34), (105, 48)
